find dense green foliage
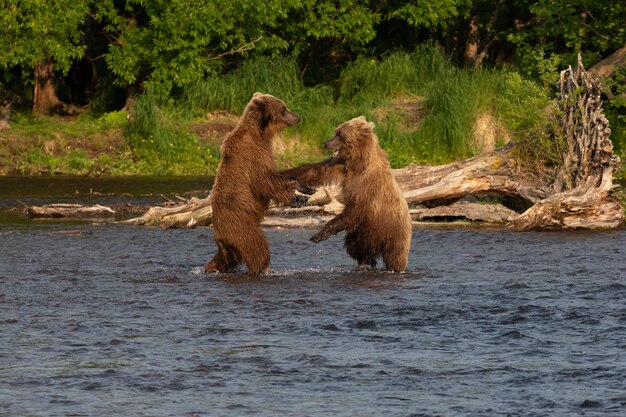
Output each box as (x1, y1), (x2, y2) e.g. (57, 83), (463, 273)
(0, 0), (89, 72)
(172, 47), (550, 167)
(509, 0), (626, 74)
(1, 1), (625, 176)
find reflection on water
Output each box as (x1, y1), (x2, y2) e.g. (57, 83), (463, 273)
(0, 175), (212, 199)
(1, 224), (625, 416)
(0, 175), (213, 225)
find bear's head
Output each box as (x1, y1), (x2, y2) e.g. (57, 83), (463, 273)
(324, 116), (377, 164)
(245, 92), (301, 136)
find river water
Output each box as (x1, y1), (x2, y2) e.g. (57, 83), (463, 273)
(1, 177), (625, 416)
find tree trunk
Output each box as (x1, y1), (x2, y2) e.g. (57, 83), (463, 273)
(0, 99), (10, 131)
(463, 16), (487, 68)
(588, 44), (626, 100)
(33, 58), (62, 116)
(588, 44), (626, 79)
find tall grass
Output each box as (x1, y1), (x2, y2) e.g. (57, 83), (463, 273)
(127, 94), (219, 175)
(183, 57), (309, 113)
(139, 44), (553, 169)
(335, 46), (521, 165)
(337, 44), (450, 106)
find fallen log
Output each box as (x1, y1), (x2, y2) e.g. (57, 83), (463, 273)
(26, 203), (115, 219)
(121, 149), (545, 228)
(411, 200), (519, 223)
(123, 56), (623, 231)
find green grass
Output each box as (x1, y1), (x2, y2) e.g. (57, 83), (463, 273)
(126, 94), (220, 175)
(179, 47), (624, 175)
(176, 45), (555, 169)
(0, 112), (129, 175)
(8, 43), (623, 179)
(6, 111), (127, 139)
(0, 108), (220, 175)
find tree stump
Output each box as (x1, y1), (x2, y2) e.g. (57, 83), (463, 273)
(508, 55), (623, 230)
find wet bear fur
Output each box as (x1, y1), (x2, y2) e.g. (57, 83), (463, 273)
(282, 116), (412, 272)
(205, 93), (305, 275)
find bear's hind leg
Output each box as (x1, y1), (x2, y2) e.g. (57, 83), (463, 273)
(345, 232), (377, 268)
(382, 242), (408, 273)
(204, 241), (240, 273)
(239, 228), (271, 275)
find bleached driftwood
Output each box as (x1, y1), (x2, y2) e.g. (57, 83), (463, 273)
(411, 201), (519, 223)
(122, 196), (213, 228)
(26, 203), (115, 218)
(508, 55), (623, 230)
(121, 148), (546, 228)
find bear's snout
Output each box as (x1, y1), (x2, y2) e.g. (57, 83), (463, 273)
(284, 111), (301, 127)
(324, 135), (340, 150)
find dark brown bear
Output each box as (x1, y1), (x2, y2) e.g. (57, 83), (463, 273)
(282, 116), (412, 272)
(205, 93), (309, 275)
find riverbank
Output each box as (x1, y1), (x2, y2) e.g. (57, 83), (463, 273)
(2, 52), (625, 224)
(2, 50), (625, 180)
(0, 111), (226, 176)
(0, 49), (574, 176)
(1, 173), (624, 230)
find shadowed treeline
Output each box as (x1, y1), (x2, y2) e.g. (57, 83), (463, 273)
(0, 1), (624, 177)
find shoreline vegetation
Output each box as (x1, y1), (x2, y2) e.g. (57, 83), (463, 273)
(1, 47), (624, 179)
(1, 46), (626, 223)
(14, 55), (623, 230)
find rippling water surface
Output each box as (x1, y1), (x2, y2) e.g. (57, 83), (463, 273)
(1, 221), (625, 416)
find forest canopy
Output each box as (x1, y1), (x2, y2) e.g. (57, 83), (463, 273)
(0, 0), (625, 177)
(1, 0), (624, 111)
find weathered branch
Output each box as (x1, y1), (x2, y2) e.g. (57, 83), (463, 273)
(27, 204), (115, 218)
(123, 195), (213, 228)
(589, 44), (626, 79)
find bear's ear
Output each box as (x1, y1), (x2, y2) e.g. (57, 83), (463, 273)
(253, 97), (271, 131)
(355, 115), (375, 130)
(253, 92), (263, 98)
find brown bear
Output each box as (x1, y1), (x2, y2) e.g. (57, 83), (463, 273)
(282, 116), (412, 272)
(205, 93), (311, 275)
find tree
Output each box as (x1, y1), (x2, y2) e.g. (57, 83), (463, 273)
(382, 0), (471, 29)
(507, 0), (626, 74)
(99, 0), (306, 102)
(97, 0), (385, 100)
(0, 0), (91, 115)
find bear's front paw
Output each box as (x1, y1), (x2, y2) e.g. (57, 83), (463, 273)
(310, 232), (327, 243)
(297, 183), (316, 195)
(204, 262), (219, 273)
(290, 194), (310, 208)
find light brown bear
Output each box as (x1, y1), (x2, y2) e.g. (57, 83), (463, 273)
(205, 93), (311, 275)
(282, 116), (412, 272)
